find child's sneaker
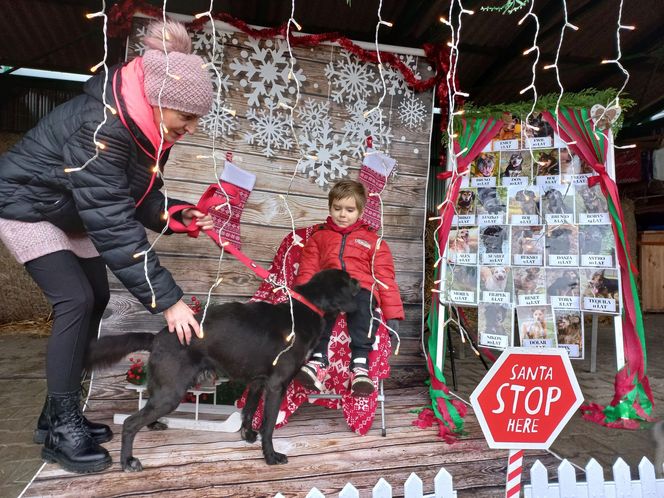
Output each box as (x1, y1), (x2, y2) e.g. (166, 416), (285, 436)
(295, 359), (327, 392)
(350, 365), (374, 397)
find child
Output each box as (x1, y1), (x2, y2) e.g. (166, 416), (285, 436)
(294, 179), (404, 396)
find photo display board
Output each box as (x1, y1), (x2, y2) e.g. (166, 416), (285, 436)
(441, 114), (621, 359)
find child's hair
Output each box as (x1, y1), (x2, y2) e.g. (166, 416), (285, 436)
(328, 179), (367, 212)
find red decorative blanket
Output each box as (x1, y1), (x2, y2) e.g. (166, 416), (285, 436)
(236, 226), (392, 435)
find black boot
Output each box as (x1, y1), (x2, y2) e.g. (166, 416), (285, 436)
(34, 397), (113, 445)
(41, 391), (112, 473)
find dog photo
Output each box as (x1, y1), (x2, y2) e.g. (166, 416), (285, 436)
(442, 263), (478, 305)
(471, 152), (500, 187)
(85, 269), (361, 470)
(476, 187), (507, 225)
(576, 185), (610, 224)
(555, 310), (584, 359)
(479, 266), (512, 304)
(560, 148), (594, 185)
(524, 112), (554, 148)
(535, 149), (561, 186)
(546, 268), (580, 309)
(447, 227), (479, 265)
(508, 186), (541, 224)
(478, 303), (513, 350)
(579, 225), (615, 267)
(492, 114), (522, 150)
(542, 185), (575, 224)
(511, 225), (545, 266)
(479, 225), (510, 265)
(517, 304), (557, 348)
(545, 224), (579, 266)
(499, 151), (533, 186)
(453, 188), (477, 225)
(580, 268), (620, 314)
(513, 267), (547, 306)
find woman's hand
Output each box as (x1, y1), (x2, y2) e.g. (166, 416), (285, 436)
(181, 208), (214, 231)
(163, 299), (204, 345)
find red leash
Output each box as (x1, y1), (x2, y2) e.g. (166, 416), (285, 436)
(165, 185), (324, 317)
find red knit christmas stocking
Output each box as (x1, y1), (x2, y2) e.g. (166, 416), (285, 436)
(359, 147), (397, 230)
(210, 160), (256, 250)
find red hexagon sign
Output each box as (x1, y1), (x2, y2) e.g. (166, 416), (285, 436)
(470, 348), (583, 450)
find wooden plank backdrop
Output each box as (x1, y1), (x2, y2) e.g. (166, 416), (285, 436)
(103, 16), (436, 356)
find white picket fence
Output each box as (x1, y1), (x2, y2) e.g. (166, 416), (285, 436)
(524, 457), (664, 498)
(274, 457), (664, 497)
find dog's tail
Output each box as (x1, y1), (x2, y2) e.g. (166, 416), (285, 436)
(86, 333), (156, 370)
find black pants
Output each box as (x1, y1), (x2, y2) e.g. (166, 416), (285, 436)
(313, 288), (376, 364)
(25, 251), (109, 393)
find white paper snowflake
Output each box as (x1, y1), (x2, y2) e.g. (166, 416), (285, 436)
(192, 28), (230, 55)
(325, 52), (382, 104)
(384, 55), (421, 97)
(200, 99), (237, 139)
(296, 98), (331, 135)
(130, 25), (149, 57)
(229, 38), (306, 107)
(245, 98), (294, 157)
(342, 99), (393, 158)
(298, 121), (349, 187)
(398, 94), (428, 130)
(190, 29), (233, 94)
(207, 63), (233, 95)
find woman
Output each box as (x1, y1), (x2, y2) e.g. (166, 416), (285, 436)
(0, 20), (214, 473)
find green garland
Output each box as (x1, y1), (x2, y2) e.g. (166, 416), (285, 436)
(458, 88), (634, 135)
(480, 0), (531, 15)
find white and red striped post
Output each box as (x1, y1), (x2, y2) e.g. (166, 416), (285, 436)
(505, 449), (524, 497)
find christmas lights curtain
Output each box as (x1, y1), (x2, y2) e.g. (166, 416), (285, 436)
(416, 117), (502, 441)
(542, 108), (654, 428)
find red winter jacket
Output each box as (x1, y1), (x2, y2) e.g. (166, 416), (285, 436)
(294, 217), (405, 320)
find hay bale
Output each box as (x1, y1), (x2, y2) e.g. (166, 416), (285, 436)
(0, 132), (51, 324)
(620, 197), (641, 301)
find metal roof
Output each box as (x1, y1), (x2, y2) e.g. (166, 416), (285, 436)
(1, 0), (662, 122)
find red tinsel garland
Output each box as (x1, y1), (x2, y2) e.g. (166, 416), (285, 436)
(107, 0), (462, 165)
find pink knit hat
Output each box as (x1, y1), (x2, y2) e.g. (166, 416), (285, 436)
(141, 21), (214, 117)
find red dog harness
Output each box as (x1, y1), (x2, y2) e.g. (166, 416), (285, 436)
(166, 184), (324, 317)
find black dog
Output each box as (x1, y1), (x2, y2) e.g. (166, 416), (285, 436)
(579, 187), (606, 213)
(477, 188), (505, 214)
(86, 269), (361, 471)
(580, 226), (604, 254)
(526, 112), (554, 138)
(543, 188), (570, 214)
(503, 153), (524, 177)
(587, 270), (619, 298)
(514, 189), (540, 216)
(484, 304), (507, 335)
(547, 227), (573, 255)
(547, 270), (579, 296)
(481, 225), (506, 253)
(536, 152), (559, 176)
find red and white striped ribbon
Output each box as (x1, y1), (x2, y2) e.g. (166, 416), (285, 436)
(505, 449), (524, 498)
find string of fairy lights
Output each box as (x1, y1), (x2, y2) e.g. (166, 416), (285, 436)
(432, 1), (483, 359)
(65, 0), (114, 174)
(364, 0), (401, 354)
(74, 1), (636, 372)
(194, 1), (236, 335)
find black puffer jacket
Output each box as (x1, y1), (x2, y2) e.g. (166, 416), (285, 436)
(0, 65), (188, 313)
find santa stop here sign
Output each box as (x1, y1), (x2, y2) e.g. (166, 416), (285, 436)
(470, 348), (583, 450)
